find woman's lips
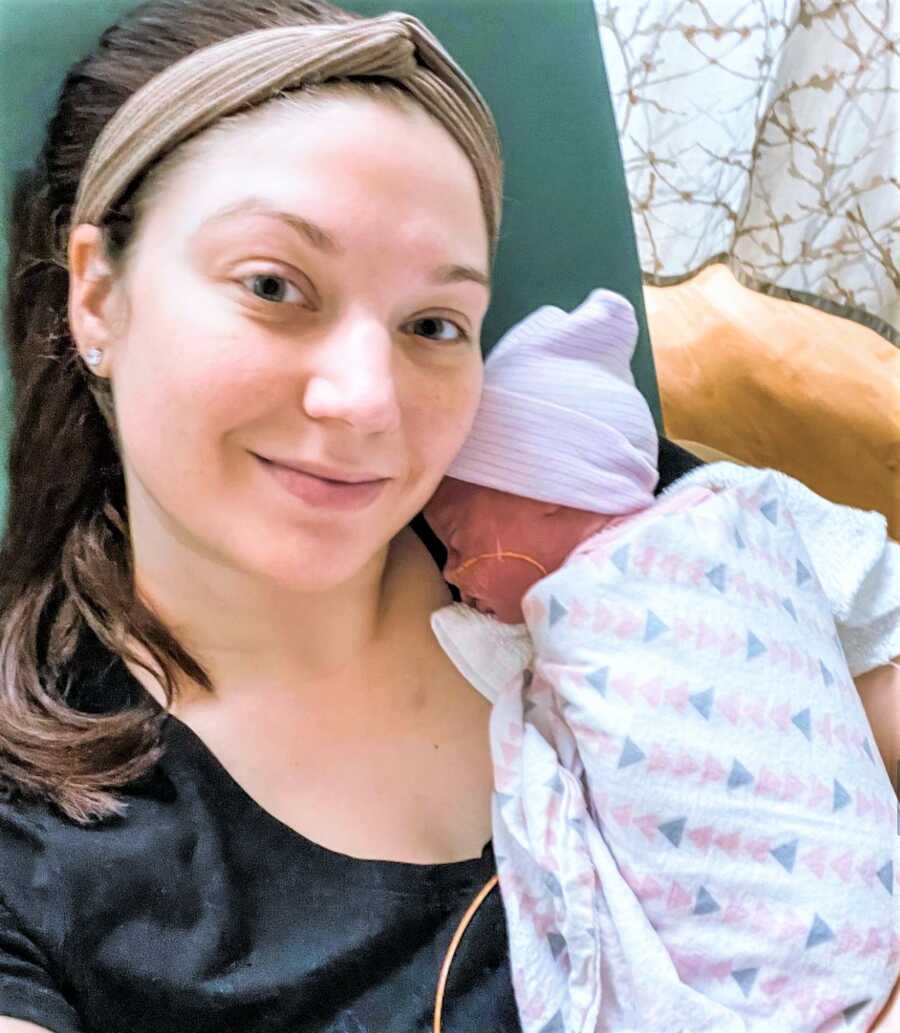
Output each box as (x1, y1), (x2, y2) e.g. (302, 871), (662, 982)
(255, 455), (388, 510)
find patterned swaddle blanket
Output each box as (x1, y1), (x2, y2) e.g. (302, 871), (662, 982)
(491, 470), (899, 1033)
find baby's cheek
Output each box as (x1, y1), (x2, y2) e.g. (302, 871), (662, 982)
(464, 558), (531, 605)
(460, 563), (494, 595)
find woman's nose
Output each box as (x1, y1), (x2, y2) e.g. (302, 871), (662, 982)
(301, 320), (402, 434)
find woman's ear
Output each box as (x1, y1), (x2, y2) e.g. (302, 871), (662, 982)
(67, 223), (125, 376)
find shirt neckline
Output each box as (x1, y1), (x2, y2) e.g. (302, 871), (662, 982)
(161, 706), (497, 894)
(74, 633), (497, 895)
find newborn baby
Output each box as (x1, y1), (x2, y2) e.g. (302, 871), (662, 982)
(424, 289), (899, 1033)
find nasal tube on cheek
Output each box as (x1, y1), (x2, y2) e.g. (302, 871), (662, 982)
(448, 551), (548, 580)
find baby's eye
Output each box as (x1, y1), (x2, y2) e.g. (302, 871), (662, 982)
(405, 316), (470, 344)
(241, 273), (308, 306)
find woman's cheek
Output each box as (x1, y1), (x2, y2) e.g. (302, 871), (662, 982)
(113, 354), (240, 484)
(407, 378), (479, 473)
(418, 362), (481, 454)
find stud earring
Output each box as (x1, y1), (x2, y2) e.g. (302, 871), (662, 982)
(84, 348), (104, 369)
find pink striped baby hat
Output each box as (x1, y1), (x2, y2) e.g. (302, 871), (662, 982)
(446, 288), (660, 515)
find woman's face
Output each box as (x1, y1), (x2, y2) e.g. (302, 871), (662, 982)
(72, 94), (491, 592)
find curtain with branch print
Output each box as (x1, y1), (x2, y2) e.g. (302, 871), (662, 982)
(595, 0), (899, 346)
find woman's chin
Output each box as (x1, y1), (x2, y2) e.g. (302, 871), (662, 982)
(245, 548), (374, 595)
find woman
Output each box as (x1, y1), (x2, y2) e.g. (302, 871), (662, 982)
(0, 1), (896, 1030)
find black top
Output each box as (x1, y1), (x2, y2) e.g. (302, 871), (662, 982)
(0, 440), (701, 1033)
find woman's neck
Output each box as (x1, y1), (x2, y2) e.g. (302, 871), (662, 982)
(122, 524), (454, 718)
(126, 532), (422, 716)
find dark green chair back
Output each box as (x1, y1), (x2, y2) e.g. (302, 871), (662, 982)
(0, 0), (661, 528)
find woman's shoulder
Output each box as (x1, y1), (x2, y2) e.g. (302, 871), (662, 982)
(0, 737), (183, 925)
(388, 523), (455, 615)
(0, 790), (125, 976)
(0, 648), (191, 929)
(655, 437), (705, 493)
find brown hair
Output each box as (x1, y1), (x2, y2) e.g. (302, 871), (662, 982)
(0, 0), (503, 825)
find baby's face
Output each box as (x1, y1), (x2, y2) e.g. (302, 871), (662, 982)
(423, 477), (563, 623)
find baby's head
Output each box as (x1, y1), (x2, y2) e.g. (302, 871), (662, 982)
(424, 477), (613, 622)
(424, 288), (660, 623)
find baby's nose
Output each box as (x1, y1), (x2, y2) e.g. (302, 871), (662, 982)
(444, 567), (463, 591)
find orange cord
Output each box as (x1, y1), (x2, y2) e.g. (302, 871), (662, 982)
(433, 873), (500, 1032)
(448, 551), (548, 578)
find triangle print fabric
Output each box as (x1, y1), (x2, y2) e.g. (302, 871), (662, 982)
(490, 471), (899, 1033)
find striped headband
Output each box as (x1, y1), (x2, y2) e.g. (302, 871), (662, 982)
(67, 11), (502, 257)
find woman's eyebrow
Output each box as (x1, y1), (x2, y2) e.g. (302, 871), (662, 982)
(194, 197), (490, 291)
(434, 263), (491, 291)
(195, 197), (344, 255)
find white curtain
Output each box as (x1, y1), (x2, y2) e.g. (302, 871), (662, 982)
(595, 0), (899, 346)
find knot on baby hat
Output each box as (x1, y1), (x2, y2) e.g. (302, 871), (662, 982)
(446, 288), (659, 515)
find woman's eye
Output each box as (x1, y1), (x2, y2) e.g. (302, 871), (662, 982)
(406, 316), (470, 344)
(240, 273), (308, 306)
